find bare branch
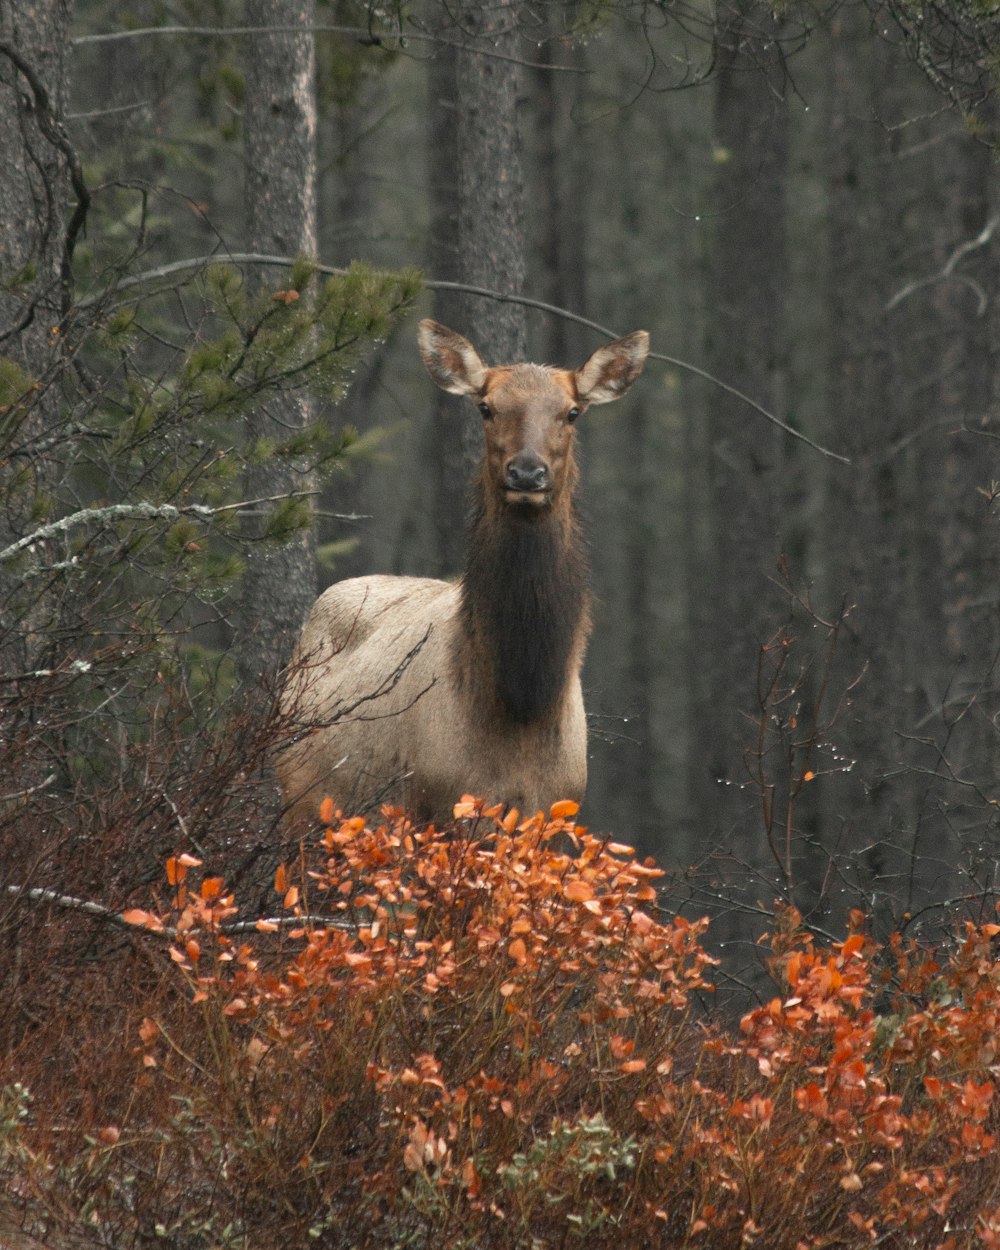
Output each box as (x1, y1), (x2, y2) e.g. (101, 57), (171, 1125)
(4, 884), (143, 932)
(0, 493), (317, 565)
(0, 774), (57, 802)
(71, 23), (588, 73)
(886, 213), (1000, 314)
(81, 252), (851, 464)
(3, 883), (354, 936)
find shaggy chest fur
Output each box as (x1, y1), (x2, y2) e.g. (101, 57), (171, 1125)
(456, 497), (591, 724)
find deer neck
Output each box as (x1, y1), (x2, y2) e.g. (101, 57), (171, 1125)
(456, 479), (591, 725)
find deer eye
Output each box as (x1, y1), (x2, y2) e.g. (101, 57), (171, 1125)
(566, 406), (581, 423)
(478, 401), (492, 419)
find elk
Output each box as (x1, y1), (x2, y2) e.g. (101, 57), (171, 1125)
(277, 319), (650, 824)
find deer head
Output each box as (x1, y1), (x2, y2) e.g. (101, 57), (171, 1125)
(418, 319), (650, 510)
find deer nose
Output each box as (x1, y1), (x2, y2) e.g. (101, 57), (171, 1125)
(504, 454), (550, 493)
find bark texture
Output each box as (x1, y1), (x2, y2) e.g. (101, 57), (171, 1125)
(238, 0), (319, 690)
(452, 0), (528, 473)
(694, 1), (790, 827)
(426, 41), (466, 574)
(0, 0), (74, 672)
(0, 0), (73, 358)
(427, 0), (529, 567)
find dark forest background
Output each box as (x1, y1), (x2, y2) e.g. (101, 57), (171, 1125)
(5, 0), (1000, 980)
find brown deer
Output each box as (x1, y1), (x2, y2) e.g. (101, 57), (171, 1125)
(277, 319), (650, 824)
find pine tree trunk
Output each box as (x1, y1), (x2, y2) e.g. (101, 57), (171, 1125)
(426, 41), (466, 575)
(821, 10), (917, 926)
(428, 0), (529, 563)
(238, 0), (319, 690)
(0, 0), (74, 671)
(453, 0), (527, 368)
(693, 2), (789, 831)
(0, 0), (72, 357)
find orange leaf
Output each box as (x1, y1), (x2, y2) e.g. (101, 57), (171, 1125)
(841, 933), (865, 958)
(564, 879), (595, 903)
(961, 1079), (994, 1119)
(924, 1076), (944, 1100)
(274, 863), (287, 894)
(795, 1082), (827, 1116)
(610, 1034), (633, 1059)
(462, 1156), (481, 1197)
(549, 799), (579, 820)
(620, 1058), (647, 1074)
(283, 885), (300, 909)
(319, 796), (336, 826)
(501, 808), (520, 833)
(508, 938), (527, 964)
(121, 908), (163, 931)
(165, 852), (202, 885)
(200, 877), (224, 901)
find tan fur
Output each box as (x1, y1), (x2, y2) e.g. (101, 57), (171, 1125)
(278, 574), (588, 822)
(276, 322), (649, 825)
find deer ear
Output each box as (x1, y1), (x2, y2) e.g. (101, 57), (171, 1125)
(574, 331), (650, 405)
(418, 319), (489, 395)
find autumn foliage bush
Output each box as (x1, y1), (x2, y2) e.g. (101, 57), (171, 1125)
(5, 799), (1000, 1249)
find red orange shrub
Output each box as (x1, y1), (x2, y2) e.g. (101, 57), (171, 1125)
(5, 801), (1000, 1248)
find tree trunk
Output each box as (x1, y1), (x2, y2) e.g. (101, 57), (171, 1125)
(820, 10), (917, 928)
(238, 0), (319, 690)
(426, 41), (466, 575)
(427, 0), (528, 565)
(0, 0), (74, 670)
(0, 0), (73, 360)
(529, 50), (587, 366)
(693, 2), (789, 831)
(453, 0), (527, 397)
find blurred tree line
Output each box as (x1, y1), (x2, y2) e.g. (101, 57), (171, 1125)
(3, 0), (1000, 978)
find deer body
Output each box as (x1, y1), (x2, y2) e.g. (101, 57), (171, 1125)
(277, 320), (649, 824)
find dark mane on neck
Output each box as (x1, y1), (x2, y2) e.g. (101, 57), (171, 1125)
(458, 482), (590, 724)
